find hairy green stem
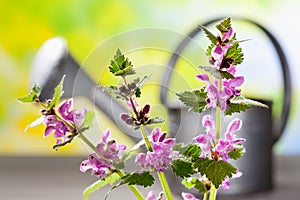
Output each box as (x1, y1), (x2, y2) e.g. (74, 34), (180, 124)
(116, 170), (145, 200)
(209, 184), (217, 200)
(140, 125), (153, 152)
(78, 133), (111, 163)
(203, 192), (208, 200)
(216, 79), (222, 141)
(157, 172), (173, 200)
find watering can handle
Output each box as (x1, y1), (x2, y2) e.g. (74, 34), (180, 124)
(159, 17), (291, 144)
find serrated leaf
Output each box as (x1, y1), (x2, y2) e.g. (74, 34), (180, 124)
(121, 172), (154, 187)
(206, 43), (215, 56)
(199, 25), (217, 44)
(48, 75), (65, 109)
(17, 83), (42, 103)
(225, 43), (244, 65)
(99, 85), (128, 100)
(171, 159), (196, 178)
(83, 172), (121, 200)
(181, 144), (201, 160)
(83, 111), (95, 127)
(216, 17), (232, 32)
(24, 116), (45, 132)
(176, 89), (208, 113)
(228, 145), (245, 160)
(225, 103), (250, 116)
(195, 158), (237, 188)
(230, 96), (269, 109)
(199, 66), (234, 80)
(146, 117), (165, 125)
(109, 49), (135, 77)
(182, 178), (208, 193)
(135, 87), (141, 98)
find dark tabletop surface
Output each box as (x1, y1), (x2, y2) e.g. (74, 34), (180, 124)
(1, 155), (300, 200)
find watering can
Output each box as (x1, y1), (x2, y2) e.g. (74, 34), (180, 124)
(30, 17), (291, 196)
(159, 17), (291, 195)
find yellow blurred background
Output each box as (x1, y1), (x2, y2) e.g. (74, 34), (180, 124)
(1, 0), (299, 156)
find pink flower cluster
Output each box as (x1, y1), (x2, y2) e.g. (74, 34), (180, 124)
(135, 128), (178, 173)
(80, 129), (126, 179)
(43, 99), (87, 144)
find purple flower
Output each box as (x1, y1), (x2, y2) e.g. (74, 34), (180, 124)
(222, 27), (234, 42)
(194, 115), (216, 158)
(215, 118), (245, 161)
(145, 191), (163, 200)
(80, 129), (127, 179)
(223, 76), (244, 97)
(58, 99), (87, 128)
(43, 115), (69, 144)
(135, 128), (177, 173)
(194, 115), (245, 161)
(58, 99), (73, 122)
(181, 192), (199, 200)
(196, 75), (230, 110)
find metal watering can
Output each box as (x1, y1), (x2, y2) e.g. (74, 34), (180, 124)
(159, 17), (291, 195)
(30, 17), (291, 196)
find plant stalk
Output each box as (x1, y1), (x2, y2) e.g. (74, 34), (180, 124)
(140, 125), (153, 152)
(157, 171), (173, 200)
(209, 184), (217, 200)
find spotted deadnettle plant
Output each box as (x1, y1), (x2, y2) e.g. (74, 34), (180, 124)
(80, 129), (126, 179)
(18, 17), (268, 200)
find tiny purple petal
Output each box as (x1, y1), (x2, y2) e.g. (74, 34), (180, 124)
(102, 129), (111, 144)
(222, 27), (234, 40)
(146, 191), (156, 200)
(143, 104), (150, 114)
(194, 134), (207, 144)
(202, 115), (215, 130)
(182, 192), (200, 200)
(196, 74), (210, 82)
(227, 119), (242, 134)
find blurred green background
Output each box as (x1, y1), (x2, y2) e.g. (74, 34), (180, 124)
(1, 0), (299, 156)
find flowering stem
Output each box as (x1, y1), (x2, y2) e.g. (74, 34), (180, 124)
(157, 171), (173, 200)
(115, 170), (145, 200)
(209, 184), (217, 200)
(216, 79), (222, 141)
(78, 133), (110, 163)
(140, 125), (153, 152)
(203, 192), (208, 200)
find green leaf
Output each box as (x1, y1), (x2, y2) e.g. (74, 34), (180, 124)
(171, 159), (196, 178)
(83, 111), (96, 127)
(230, 96), (269, 109)
(135, 87), (141, 98)
(121, 172), (154, 187)
(109, 49), (135, 77)
(146, 117), (165, 125)
(225, 43), (244, 65)
(206, 43), (215, 56)
(182, 177), (208, 193)
(228, 145), (245, 160)
(17, 83), (42, 103)
(83, 173), (121, 200)
(199, 66), (235, 79)
(199, 25), (217, 44)
(226, 96), (269, 115)
(195, 158), (237, 188)
(173, 143), (201, 161)
(216, 17), (232, 32)
(176, 89), (208, 113)
(48, 75), (65, 109)
(225, 103), (249, 116)
(98, 85), (128, 100)
(24, 116), (44, 132)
